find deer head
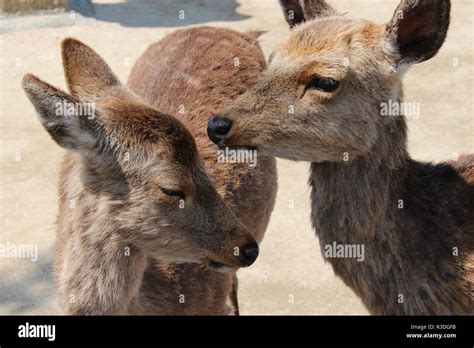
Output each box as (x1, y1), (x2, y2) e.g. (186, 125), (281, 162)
(23, 38), (259, 271)
(208, 0), (450, 162)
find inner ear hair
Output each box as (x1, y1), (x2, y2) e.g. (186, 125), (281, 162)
(279, 0), (336, 28)
(387, 0), (451, 65)
(61, 38), (121, 100)
(22, 74), (99, 151)
(280, 0), (305, 27)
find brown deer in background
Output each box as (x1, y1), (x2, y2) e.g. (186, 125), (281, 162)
(208, 0), (473, 314)
(22, 27), (276, 315)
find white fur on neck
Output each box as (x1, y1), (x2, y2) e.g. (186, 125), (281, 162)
(396, 62), (412, 79)
(298, 0), (305, 11)
(390, 82), (402, 103)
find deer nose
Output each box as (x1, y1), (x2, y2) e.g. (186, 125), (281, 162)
(240, 241), (259, 266)
(207, 116), (232, 145)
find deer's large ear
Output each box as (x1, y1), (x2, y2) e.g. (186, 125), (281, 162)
(22, 74), (99, 151)
(61, 38), (121, 100)
(279, 0), (336, 28)
(386, 0), (450, 66)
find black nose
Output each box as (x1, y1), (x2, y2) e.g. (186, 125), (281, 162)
(207, 116), (232, 145)
(241, 241), (259, 266)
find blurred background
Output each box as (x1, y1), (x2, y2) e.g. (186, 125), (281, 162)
(0, 0), (472, 314)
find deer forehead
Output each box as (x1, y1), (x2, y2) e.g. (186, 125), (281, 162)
(91, 97), (200, 170)
(271, 18), (385, 76)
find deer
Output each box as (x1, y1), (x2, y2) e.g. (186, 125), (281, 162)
(22, 26), (277, 315)
(207, 0), (474, 314)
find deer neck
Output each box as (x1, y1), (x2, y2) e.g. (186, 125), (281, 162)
(309, 117), (410, 244)
(58, 154), (148, 314)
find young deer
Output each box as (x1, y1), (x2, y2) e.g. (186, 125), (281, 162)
(22, 27), (276, 315)
(208, 0), (474, 314)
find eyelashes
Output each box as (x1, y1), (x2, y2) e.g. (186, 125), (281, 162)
(305, 77), (340, 93)
(160, 187), (186, 200)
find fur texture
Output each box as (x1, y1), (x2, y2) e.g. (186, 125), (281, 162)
(210, 0), (473, 314)
(22, 27), (277, 315)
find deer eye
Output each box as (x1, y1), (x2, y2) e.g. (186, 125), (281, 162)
(160, 188), (185, 200)
(305, 77), (340, 93)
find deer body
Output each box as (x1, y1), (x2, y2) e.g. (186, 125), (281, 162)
(310, 146), (474, 314)
(128, 27), (277, 243)
(208, 0), (473, 314)
(24, 27), (276, 315)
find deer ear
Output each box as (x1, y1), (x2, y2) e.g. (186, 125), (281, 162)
(61, 38), (121, 100)
(279, 0), (336, 28)
(22, 74), (99, 151)
(386, 0), (450, 65)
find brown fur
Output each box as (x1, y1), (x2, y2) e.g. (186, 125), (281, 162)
(128, 27), (276, 242)
(22, 27), (276, 315)
(210, 0), (473, 314)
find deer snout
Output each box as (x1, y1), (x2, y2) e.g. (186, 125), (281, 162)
(207, 116), (232, 145)
(207, 235), (259, 271)
(240, 240), (259, 266)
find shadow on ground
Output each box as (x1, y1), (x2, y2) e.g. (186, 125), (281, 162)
(75, 0), (250, 27)
(0, 249), (59, 314)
